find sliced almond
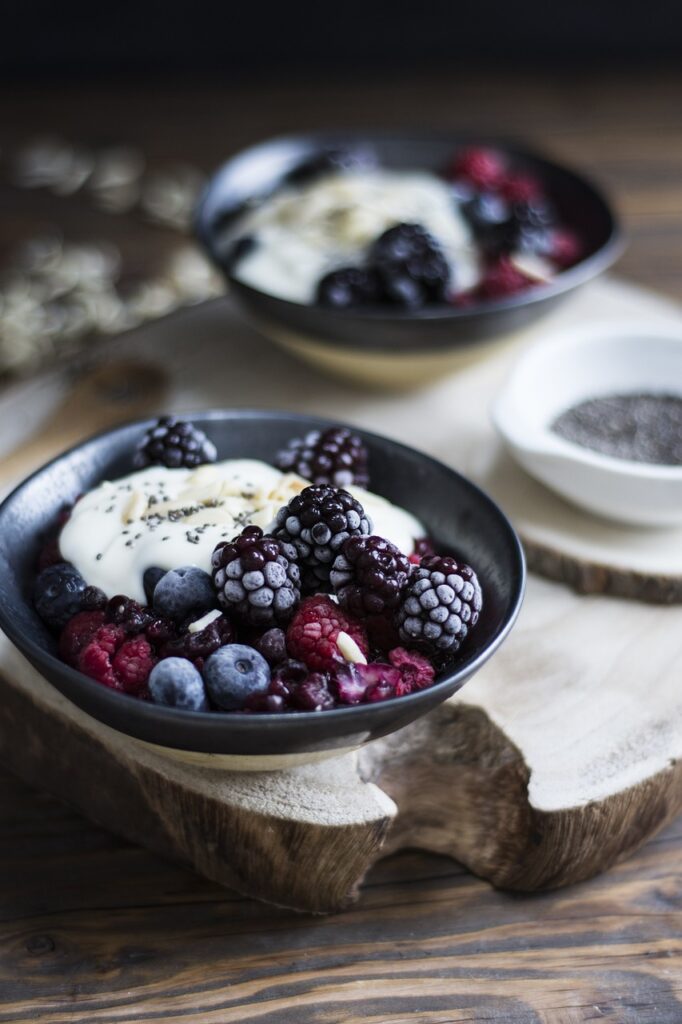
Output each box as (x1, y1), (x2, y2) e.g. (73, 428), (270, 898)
(337, 631), (367, 665)
(121, 490), (148, 524)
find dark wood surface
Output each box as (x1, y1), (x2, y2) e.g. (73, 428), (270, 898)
(1, 71), (682, 1021)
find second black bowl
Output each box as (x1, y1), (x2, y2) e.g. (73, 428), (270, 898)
(0, 411), (525, 769)
(196, 132), (623, 387)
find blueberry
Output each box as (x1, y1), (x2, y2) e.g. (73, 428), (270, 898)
(34, 562), (87, 630)
(143, 566), (166, 605)
(148, 657), (209, 711)
(203, 644), (271, 711)
(153, 566), (216, 622)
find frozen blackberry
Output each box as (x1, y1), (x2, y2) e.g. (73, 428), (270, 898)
(274, 485), (372, 593)
(316, 267), (381, 309)
(330, 535), (411, 617)
(275, 426), (370, 489)
(133, 416), (217, 470)
(370, 223), (451, 307)
(396, 555), (482, 654)
(212, 525), (300, 627)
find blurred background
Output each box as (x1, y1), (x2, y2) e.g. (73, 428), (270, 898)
(1, 0), (681, 380)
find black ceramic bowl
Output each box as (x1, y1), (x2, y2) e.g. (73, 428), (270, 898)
(0, 411), (525, 769)
(196, 132), (623, 387)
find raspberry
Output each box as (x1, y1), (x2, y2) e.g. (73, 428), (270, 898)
(549, 228), (582, 268)
(396, 555), (482, 655)
(59, 611), (106, 666)
(212, 525), (300, 627)
(332, 662), (401, 704)
(274, 485), (371, 593)
(286, 595), (368, 672)
(78, 622), (126, 689)
(388, 647), (436, 694)
(275, 427), (370, 489)
(112, 637), (155, 695)
(499, 172), (543, 204)
(477, 256), (539, 300)
(330, 535), (411, 617)
(450, 147), (507, 190)
(133, 416), (217, 470)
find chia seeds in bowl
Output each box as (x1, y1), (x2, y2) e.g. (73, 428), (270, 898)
(552, 393), (682, 466)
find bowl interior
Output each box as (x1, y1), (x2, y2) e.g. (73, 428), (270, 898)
(0, 412), (525, 754)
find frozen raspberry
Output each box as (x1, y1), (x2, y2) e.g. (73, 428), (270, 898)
(286, 595), (368, 673)
(330, 535), (411, 617)
(112, 637), (155, 695)
(59, 611), (106, 666)
(388, 647), (436, 694)
(549, 228), (582, 268)
(78, 622), (126, 689)
(500, 172), (543, 204)
(275, 427), (370, 489)
(332, 662), (401, 704)
(450, 147), (507, 190)
(477, 256), (539, 300)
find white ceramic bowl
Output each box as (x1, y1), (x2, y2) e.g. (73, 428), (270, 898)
(493, 321), (682, 526)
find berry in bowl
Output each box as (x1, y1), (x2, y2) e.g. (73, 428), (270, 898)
(196, 133), (622, 388)
(0, 412), (525, 769)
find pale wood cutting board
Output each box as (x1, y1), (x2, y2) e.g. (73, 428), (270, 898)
(0, 275), (680, 912)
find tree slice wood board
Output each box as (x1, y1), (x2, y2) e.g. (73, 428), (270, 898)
(0, 274), (681, 913)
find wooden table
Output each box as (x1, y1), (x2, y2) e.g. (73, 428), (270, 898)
(1, 72), (681, 1022)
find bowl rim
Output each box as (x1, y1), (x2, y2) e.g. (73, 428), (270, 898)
(195, 129), (624, 328)
(0, 408), (526, 735)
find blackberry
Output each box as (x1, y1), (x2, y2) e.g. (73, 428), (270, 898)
(316, 266), (381, 309)
(274, 485), (371, 593)
(396, 555), (482, 655)
(212, 525), (300, 627)
(330, 535), (411, 617)
(133, 416), (217, 470)
(370, 223), (451, 307)
(275, 426), (370, 489)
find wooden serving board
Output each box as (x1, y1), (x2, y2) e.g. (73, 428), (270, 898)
(1, 275), (681, 913)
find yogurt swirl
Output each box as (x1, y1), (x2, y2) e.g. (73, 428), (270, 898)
(59, 459), (424, 604)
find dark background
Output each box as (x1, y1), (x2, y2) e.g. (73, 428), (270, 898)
(3, 0), (682, 77)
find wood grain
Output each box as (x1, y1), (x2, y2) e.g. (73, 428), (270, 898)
(1, 70), (682, 1022)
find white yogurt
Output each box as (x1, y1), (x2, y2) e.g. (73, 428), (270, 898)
(229, 169), (480, 303)
(59, 459), (425, 604)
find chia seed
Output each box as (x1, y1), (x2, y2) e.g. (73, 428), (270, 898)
(552, 392), (682, 465)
